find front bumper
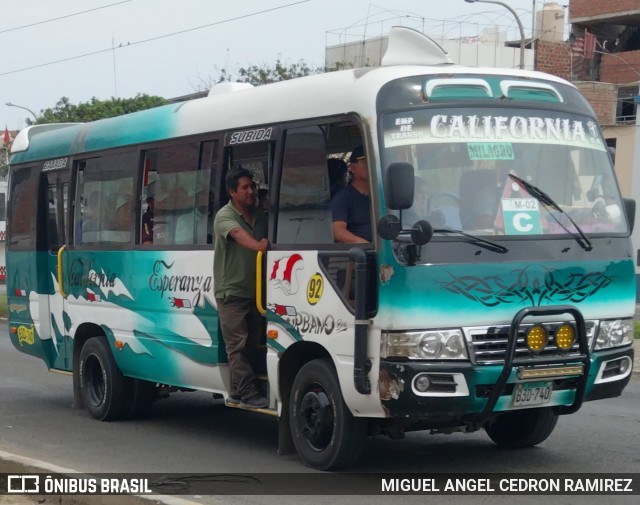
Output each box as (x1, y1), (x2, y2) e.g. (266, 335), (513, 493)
(379, 344), (633, 420)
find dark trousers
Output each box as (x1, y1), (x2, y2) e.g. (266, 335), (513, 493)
(216, 296), (265, 400)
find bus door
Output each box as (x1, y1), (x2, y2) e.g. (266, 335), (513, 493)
(42, 167), (71, 370)
(265, 125), (364, 385)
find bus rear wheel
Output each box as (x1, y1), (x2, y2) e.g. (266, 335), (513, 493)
(289, 359), (366, 470)
(485, 408), (558, 448)
(78, 337), (130, 421)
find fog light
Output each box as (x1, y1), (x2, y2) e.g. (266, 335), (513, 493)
(619, 358), (630, 375)
(555, 324), (576, 350)
(527, 325), (547, 352)
(414, 374), (431, 392)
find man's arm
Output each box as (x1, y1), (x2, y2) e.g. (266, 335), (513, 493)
(332, 221), (368, 243)
(229, 226), (269, 252)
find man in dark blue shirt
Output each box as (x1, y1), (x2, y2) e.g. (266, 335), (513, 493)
(331, 146), (371, 243)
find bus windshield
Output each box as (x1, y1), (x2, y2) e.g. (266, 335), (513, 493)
(380, 107), (627, 237)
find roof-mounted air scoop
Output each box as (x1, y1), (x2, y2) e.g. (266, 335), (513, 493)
(381, 26), (453, 66)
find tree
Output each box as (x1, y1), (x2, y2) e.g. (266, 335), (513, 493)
(1, 153), (8, 178)
(28, 94), (168, 125)
(198, 59), (350, 89)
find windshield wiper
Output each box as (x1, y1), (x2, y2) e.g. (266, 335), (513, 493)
(508, 174), (593, 251)
(434, 228), (509, 254)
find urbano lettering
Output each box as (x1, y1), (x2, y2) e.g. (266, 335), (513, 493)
(284, 312), (348, 335)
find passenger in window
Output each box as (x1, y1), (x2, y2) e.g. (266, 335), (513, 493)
(82, 191), (100, 231)
(114, 198), (131, 228)
(103, 198), (132, 242)
(175, 192), (208, 244)
(331, 146), (371, 243)
(328, 158), (348, 198)
(141, 196), (154, 244)
(213, 168), (269, 409)
(78, 191), (101, 243)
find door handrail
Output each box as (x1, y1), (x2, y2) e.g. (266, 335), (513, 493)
(57, 245), (67, 298)
(256, 250), (265, 315)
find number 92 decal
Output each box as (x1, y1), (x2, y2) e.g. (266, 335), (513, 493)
(307, 273), (324, 305)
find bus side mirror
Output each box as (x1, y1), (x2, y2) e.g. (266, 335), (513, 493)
(623, 198), (635, 233)
(385, 162), (414, 210)
(377, 214), (401, 240)
(411, 220), (433, 245)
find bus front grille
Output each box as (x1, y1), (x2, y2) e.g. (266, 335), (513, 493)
(466, 321), (595, 365)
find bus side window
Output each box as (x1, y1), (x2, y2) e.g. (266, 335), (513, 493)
(75, 154), (136, 245)
(140, 141), (215, 246)
(8, 166), (39, 250)
(276, 125), (332, 244)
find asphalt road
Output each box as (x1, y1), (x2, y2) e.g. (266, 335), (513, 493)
(1, 324), (639, 505)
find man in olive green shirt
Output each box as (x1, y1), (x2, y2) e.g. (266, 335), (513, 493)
(214, 168), (268, 409)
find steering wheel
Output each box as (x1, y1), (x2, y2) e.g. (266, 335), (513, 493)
(427, 192), (460, 213)
(427, 192), (461, 228)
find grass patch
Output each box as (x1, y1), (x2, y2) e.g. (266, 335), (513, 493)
(635, 321), (640, 340)
(0, 294), (6, 319)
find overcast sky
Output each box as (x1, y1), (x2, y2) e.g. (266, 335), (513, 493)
(2, 0), (555, 129)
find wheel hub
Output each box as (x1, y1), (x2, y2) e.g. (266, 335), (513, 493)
(298, 384), (333, 451)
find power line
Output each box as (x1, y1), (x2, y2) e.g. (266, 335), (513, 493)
(0, 0), (132, 35)
(0, 0), (311, 77)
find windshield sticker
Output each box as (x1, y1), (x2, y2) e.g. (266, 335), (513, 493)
(389, 116), (421, 141)
(467, 143), (514, 160)
(500, 198), (542, 234)
(384, 114), (605, 151)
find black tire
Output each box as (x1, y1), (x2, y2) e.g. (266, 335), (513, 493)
(78, 337), (130, 421)
(485, 408), (559, 448)
(289, 359), (367, 470)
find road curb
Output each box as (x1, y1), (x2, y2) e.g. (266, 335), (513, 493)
(0, 450), (209, 505)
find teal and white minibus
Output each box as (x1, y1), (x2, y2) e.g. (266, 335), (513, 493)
(6, 27), (636, 470)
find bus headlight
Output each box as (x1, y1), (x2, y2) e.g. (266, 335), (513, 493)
(382, 329), (468, 360)
(594, 319), (633, 350)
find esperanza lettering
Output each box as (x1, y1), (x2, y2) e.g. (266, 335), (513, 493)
(430, 115), (600, 144)
(68, 258), (117, 288)
(149, 260), (212, 299)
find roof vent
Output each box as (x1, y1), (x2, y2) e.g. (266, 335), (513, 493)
(382, 26), (453, 67)
(208, 82), (254, 97)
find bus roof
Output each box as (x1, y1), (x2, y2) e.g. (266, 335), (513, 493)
(9, 27), (578, 165)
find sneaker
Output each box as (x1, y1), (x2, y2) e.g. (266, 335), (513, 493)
(226, 394), (241, 405)
(241, 394), (268, 409)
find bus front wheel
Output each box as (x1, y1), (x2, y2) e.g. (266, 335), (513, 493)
(485, 408), (558, 448)
(78, 337), (130, 421)
(289, 359), (366, 470)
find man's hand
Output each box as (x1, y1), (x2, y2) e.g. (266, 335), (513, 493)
(256, 238), (269, 253)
